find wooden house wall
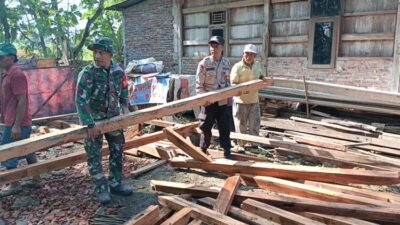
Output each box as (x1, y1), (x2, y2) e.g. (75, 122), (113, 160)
(176, 0), (400, 91)
(340, 0), (398, 57)
(270, 0), (309, 57)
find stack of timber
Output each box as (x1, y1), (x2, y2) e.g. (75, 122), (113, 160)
(259, 78), (400, 116)
(134, 115), (400, 224)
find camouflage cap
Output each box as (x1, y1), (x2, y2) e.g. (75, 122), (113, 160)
(0, 42), (17, 57)
(88, 37), (114, 53)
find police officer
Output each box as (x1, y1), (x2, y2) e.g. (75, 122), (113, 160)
(75, 37), (132, 204)
(195, 36), (232, 158)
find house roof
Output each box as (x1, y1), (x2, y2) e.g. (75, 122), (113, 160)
(106, 0), (147, 11)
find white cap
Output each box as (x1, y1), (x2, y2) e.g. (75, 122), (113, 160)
(243, 44), (257, 54)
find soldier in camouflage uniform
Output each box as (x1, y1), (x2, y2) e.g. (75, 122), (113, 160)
(75, 37), (132, 204)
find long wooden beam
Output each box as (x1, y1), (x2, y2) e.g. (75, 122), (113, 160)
(240, 175), (395, 206)
(168, 158), (400, 185)
(164, 126), (212, 162)
(0, 80), (266, 162)
(0, 123), (198, 185)
(241, 199), (325, 225)
(150, 180), (400, 223)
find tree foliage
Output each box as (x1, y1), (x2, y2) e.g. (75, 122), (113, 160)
(0, 0), (125, 63)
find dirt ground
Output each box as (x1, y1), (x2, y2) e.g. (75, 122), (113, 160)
(0, 140), (235, 225)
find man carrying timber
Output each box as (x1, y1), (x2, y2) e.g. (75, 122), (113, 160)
(75, 37), (132, 204)
(196, 36), (232, 159)
(0, 42), (40, 197)
(230, 44), (273, 152)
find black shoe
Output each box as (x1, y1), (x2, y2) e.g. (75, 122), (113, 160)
(98, 191), (111, 204)
(110, 183), (133, 196)
(224, 150), (232, 159)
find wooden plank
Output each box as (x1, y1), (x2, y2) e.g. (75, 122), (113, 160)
(158, 195), (247, 225)
(125, 205), (160, 225)
(125, 122), (199, 150)
(131, 160), (167, 178)
(164, 127), (212, 162)
(0, 80), (266, 162)
(341, 32), (395, 41)
(0, 123), (197, 185)
(240, 175), (394, 206)
(274, 147), (391, 171)
(150, 180), (400, 223)
(32, 113), (78, 123)
(154, 207), (175, 225)
(182, 0), (263, 14)
(207, 149), (271, 162)
(291, 135), (347, 151)
(271, 0), (305, 3)
(261, 118), (400, 154)
(259, 92), (400, 116)
(269, 78), (400, 105)
(168, 158), (400, 185)
(298, 212), (379, 225)
(304, 180), (400, 204)
(270, 35), (308, 44)
(282, 131), (400, 168)
(290, 116), (372, 135)
(241, 199), (324, 225)
(160, 207), (192, 225)
(320, 118), (378, 132)
(213, 175), (241, 214)
(145, 119), (175, 128)
(343, 9), (397, 17)
(198, 197), (280, 225)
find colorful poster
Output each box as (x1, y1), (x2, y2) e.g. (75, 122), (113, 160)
(129, 77), (170, 105)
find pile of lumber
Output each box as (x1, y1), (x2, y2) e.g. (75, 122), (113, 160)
(260, 78), (400, 115)
(123, 116), (400, 224)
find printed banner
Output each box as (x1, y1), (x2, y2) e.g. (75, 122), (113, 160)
(129, 77), (170, 105)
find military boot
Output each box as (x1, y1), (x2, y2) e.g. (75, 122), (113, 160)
(98, 191), (111, 204)
(110, 183), (133, 196)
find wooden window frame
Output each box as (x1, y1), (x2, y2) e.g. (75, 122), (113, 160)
(208, 10), (229, 56)
(308, 16), (340, 69)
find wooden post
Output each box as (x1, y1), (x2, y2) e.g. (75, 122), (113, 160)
(172, 0), (183, 73)
(391, 0), (400, 92)
(263, 0), (271, 74)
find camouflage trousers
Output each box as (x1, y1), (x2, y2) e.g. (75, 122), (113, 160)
(84, 129), (125, 193)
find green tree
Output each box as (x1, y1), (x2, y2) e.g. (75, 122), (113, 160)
(0, 0), (125, 64)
